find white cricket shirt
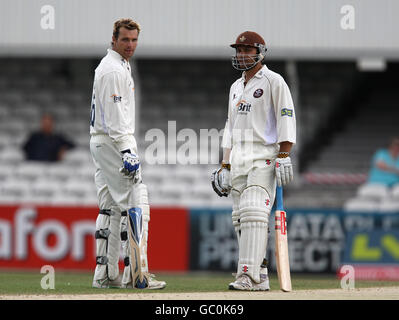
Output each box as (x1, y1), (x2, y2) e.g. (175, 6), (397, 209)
(90, 49), (137, 153)
(222, 65), (296, 175)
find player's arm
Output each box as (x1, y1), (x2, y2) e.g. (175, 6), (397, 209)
(222, 147), (231, 164)
(100, 71), (135, 151)
(279, 141), (293, 154)
(212, 91), (233, 197)
(221, 87), (234, 164)
(100, 72), (141, 181)
(272, 77), (296, 186)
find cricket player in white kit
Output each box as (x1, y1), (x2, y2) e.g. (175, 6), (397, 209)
(90, 18), (165, 289)
(212, 31), (296, 290)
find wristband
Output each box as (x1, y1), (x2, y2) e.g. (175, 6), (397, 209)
(221, 161), (231, 171)
(277, 152), (290, 158)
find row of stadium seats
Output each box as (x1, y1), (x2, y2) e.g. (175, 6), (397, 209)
(343, 183), (399, 213)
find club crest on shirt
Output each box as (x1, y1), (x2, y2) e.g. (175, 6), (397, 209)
(253, 88), (263, 98)
(110, 94), (122, 103)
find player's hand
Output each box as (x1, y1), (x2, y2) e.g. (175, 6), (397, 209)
(120, 152), (142, 183)
(275, 156), (293, 187)
(211, 164), (232, 197)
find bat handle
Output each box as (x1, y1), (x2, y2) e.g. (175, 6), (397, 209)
(276, 185), (284, 211)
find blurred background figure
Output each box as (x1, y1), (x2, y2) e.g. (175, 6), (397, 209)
(367, 137), (399, 187)
(23, 113), (75, 162)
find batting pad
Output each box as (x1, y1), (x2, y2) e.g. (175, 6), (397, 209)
(121, 183), (151, 287)
(237, 186), (271, 283)
(231, 189), (241, 242)
(93, 208), (121, 281)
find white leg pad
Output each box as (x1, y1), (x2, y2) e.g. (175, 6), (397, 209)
(237, 186), (271, 283)
(121, 183), (151, 287)
(93, 208), (121, 281)
(231, 189), (241, 242)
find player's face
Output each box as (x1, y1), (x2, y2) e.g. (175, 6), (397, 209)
(112, 27), (139, 60)
(235, 46), (258, 69)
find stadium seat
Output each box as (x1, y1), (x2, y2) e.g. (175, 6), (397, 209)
(63, 179), (96, 198)
(30, 179), (61, 198)
(0, 134), (10, 149)
(0, 180), (30, 200)
(356, 183), (389, 200)
(390, 184), (399, 199)
(47, 164), (75, 182)
(62, 148), (91, 165)
(343, 197), (380, 213)
(0, 146), (24, 163)
(378, 199), (399, 213)
(15, 162), (47, 182)
(50, 192), (83, 206)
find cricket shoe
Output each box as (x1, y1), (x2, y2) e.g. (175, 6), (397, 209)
(122, 274), (166, 290)
(229, 273), (270, 291)
(229, 267), (270, 291)
(147, 273), (166, 290)
(92, 275), (122, 289)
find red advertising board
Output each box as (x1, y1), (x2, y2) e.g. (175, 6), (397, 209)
(0, 206), (189, 271)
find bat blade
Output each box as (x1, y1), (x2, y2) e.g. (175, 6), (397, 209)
(127, 208), (148, 289)
(275, 186), (292, 292)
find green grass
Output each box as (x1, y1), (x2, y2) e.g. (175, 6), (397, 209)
(0, 271), (398, 295)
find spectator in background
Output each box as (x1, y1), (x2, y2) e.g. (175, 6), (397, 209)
(367, 137), (399, 187)
(23, 113), (75, 162)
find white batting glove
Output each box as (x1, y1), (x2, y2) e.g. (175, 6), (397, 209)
(275, 156), (294, 187)
(120, 152), (142, 183)
(211, 163), (232, 197)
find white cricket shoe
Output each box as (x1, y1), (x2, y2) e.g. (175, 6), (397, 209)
(147, 274), (166, 290)
(121, 274), (166, 290)
(229, 269), (270, 291)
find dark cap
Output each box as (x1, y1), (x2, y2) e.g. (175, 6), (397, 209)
(230, 31), (265, 48)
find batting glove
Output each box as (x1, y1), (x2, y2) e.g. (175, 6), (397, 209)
(120, 152), (142, 183)
(211, 163), (232, 197)
(275, 156), (294, 187)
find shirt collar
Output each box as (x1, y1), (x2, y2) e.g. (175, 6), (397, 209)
(241, 65), (268, 82)
(107, 49), (131, 69)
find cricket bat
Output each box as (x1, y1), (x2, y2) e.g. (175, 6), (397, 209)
(274, 185), (292, 292)
(127, 208), (149, 289)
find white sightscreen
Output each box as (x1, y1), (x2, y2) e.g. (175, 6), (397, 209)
(0, 0), (398, 59)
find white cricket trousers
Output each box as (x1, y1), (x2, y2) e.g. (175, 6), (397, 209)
(90, 134), (139, 210)
(230, 162), (277, 283)
(90, 134), (143, 282)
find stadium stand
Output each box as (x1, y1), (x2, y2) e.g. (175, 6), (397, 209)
(297, 63), (399, 210)
(0, 58), (398, 210)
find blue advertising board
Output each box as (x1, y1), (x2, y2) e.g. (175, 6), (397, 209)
(189, 208), (399, 273)
(342, 230), (399, 264)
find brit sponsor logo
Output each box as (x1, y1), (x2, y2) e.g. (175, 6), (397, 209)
(253, 88), (263, 98)
(236, 100), (252, 113)
(110, 94), (122, 103)
(242, 265), (248, 273)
